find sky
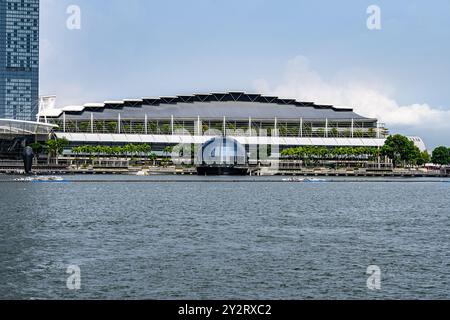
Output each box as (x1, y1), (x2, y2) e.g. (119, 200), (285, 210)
(39, 0), (450, 149)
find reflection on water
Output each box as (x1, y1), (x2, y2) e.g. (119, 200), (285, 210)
(0, 176), (449, 299)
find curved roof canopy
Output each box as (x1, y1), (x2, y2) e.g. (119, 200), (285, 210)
(0, 119), (57, 135)
(39, 92), (374, 121)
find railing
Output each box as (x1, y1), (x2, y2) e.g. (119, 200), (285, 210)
(49, 118), (386, 139)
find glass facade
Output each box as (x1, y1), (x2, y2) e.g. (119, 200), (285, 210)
(0, 0), (39, 121)
(199, 137), (247, 166)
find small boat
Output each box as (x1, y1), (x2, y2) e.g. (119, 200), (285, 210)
(14, 176), (67, 183)
(282, 177), (306, 182)
(134, 170), (149, 176)
(305, 178), (327, 183)
(282, 177), (327, 183)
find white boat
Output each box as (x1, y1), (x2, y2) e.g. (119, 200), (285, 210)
(305, 178), (327, 183)
(282, 177), (306, 182)
(282, 177), (327, 183)
(134, 170), (149, 176)
(14, 176), (66, 182)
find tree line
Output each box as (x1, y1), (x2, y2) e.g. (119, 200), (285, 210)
(280, 134), (449, 168)
(31, 135), (450, 168)
(71, 144), (152, 157)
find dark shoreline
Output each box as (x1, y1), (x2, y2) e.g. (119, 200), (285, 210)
(1, 178), (449, 183)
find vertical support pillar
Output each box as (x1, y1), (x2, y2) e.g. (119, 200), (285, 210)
(144, 114), (148, 135)
(249, 117), (252, 137)
(300, 118), (303, 138)
(118, 114), (121, 134)
(90, 112), (94, 134)
(63, 112), (66, 133)
(325, 118), (328, 138)
(274, 117), (278, 136)
(171, 115), (174, 135)
(197, 116), (201, 136)
(223, 116), (226, 136)
(351, 118), (354, 138)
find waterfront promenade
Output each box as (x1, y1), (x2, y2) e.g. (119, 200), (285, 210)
(1, 162), (448, 178)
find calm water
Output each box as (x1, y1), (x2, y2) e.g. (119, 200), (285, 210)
(0, 175), (449, 299)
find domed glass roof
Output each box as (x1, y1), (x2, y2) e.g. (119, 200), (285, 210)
(198, 137), (247, 166)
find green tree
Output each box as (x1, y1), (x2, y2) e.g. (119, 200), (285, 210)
(148, 122), (158, 134)
(330, 128), (338, 137)
(354, 129), (364, 138)
(160, 124), (171, 134)
(316, 128), (325, 137)
(163, 146), (174, 158)
(301, 124), (312, 137)
(30, 142), (43, 155)
(123, 124), (131, 134)
(343, 129), (351, 138)
(136, 144), (151, 155)
(45, 138), (69, 165)
(381, 134), (419, 168)
(106, 122), (118, 133)
(431, 146), (450, 165)
(279, 125), (288, 137)
(417, 151), (431, 166)
(149, 153), (158, 166)
(95, 122), (104, 133)
(78, 122), (90, 133)
(134, 123), (144, 134)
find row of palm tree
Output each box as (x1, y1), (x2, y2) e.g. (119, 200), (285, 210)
(72, 144), (152, 157)
(281, 146), (381, 160)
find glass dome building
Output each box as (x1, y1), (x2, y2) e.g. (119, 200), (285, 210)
(197, 137), (248, 175)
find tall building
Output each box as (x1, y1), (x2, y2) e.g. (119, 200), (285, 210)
(0, 0), (39, 121)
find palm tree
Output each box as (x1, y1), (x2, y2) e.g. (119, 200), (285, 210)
(106, 122), (117, 133)
(149, 153), (158, 166)
(138, 144), (151, 155)
(302, 124), (312, 137)
(30, 142), (43, 158)
(45, 138), (69, 165)
(163, 146), (174, 158)
(331, 128), (338, 137)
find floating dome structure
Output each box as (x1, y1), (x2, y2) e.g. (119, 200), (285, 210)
(197, 137), (248, 175)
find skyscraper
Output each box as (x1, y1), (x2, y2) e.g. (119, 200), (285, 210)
(0, 0), (39, 121)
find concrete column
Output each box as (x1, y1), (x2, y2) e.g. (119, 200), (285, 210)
(90, 113), (94, 134)
(274, 117), (278, 137)
(118, 114), (121, 134)
(351, 118), (354, 138)
(223, 116), (226, 136)
(300, 118), (303, 138)
(144, 114), (148, 135)
(63, 112), (66, 133)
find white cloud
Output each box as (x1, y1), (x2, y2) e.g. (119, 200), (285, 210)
(254, 55), (450, 129)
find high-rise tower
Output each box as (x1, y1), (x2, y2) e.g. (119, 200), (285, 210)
(0, 0), (39, 121)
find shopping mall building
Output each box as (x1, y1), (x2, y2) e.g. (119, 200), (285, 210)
(37, 92), (402, 155)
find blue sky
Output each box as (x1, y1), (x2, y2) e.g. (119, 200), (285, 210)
(40, 0), (450, 149)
